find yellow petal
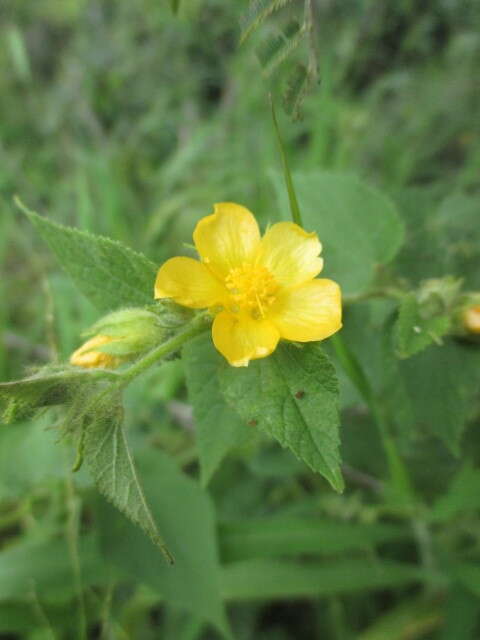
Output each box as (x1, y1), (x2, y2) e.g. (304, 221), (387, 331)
(155, 256), (225, 309)
(70, 335), (119, 369)
(193, 203), (261, 278)
(212, 311), (280, 367)
(271, 279), (342, 342)
(256, 222), (323, 287)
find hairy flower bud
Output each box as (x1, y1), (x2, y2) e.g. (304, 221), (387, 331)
(464, 305), (480, 334)
(452, 293), (480, 341)
(70, 308), (167, 368)
(70, 335), (120, 369)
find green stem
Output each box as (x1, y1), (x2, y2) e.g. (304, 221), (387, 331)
(270, 96), (303, 226)
(119, 313), (209, 386)
(343, 287), (405, 306)
(270, 95), (413, 505)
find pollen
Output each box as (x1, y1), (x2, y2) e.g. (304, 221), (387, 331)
(225, 262), (278, 318)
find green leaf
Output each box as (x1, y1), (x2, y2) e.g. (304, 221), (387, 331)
(183, 334), (251, 486)
(170, 0), (181, 14)
(282, 62), (313, 120)
(357, 596), (442, 640)
(452, 564), (480, 599)
(240, 0), (293, 43)
(221, 558), (426, 601)
(219, 342), (343, 492)
(95, 448), (230, 637)
(83, 395), (173, 563)
(219, 517), (408, 562)
(0, 415), (66, 500)
(271, 171), (405, 295)
(392, 189), (480, 289)
(259, 21), (306, 78)
(0, 531), (107, 603)
(431, 463), (480, 522)
(0, 366), (113, 423)
(393, 293), (451, 359)
(439, 587), (479, 640)
(18, 199), (157, 312)
(387, 341), (479, 454)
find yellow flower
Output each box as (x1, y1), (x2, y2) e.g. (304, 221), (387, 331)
(70, 335), (120, 369)
(154, 203), (342, 366)
(464, 305), (480, 334)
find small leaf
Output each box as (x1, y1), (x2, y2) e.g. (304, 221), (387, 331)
(83, 394), (173, 563)
(240, 0), (293, 44)
(219, 343), (343, 492)
(17, 198), (157, 312)
(282, 62), (313, 120)
(183, 334), (251, 486)
(394, 293), (451, 358)
(258, 21), (306, 78)
(0, 367), (112, 423)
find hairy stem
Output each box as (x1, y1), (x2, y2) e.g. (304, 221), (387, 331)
(119, 312), (209, 386)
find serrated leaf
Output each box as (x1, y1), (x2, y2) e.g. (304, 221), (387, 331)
(0, 367), (112, 423)
(258, 21), (306, 78)
(18, 200), (157, 312)
(394, 293), (451, 358)
(282, 62), (312, 119)
(83, 396), (173, 563)
(219, 342), (343, 492)
(240, 0), (293, 43)
(183, 334), (251, 486)
(271, 171), (405, 295)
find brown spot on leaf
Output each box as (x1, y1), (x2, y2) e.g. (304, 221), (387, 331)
(295, 390), (305, 399)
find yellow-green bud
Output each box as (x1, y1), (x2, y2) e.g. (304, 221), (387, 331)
(147, 300), (194, 329)
(78, 308), (167, 362)
(452, 293), (480, 340)
(70, 335), (121, 369)
(464, 305), (480, 334)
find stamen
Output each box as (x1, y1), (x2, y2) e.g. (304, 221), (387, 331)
(225, 263), (277, 318)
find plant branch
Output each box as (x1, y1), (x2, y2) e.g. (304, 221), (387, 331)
(119, 312), (209, 386)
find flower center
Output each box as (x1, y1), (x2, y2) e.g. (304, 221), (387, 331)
(225, 263), (278, 318)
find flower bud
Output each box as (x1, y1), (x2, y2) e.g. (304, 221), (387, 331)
(451, 293), (480, 340)
(70, 335), (120, 369)
(71, 308), (167, 368)
(148, 300), (194, 329)
(464, 305), (480, 334)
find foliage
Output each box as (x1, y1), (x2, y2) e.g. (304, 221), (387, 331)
(1, 1), (480, 638)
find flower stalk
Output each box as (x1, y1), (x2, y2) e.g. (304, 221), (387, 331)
(118, 312), (210, 386)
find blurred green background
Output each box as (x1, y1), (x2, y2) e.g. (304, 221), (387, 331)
(1, 1), (480, 638)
